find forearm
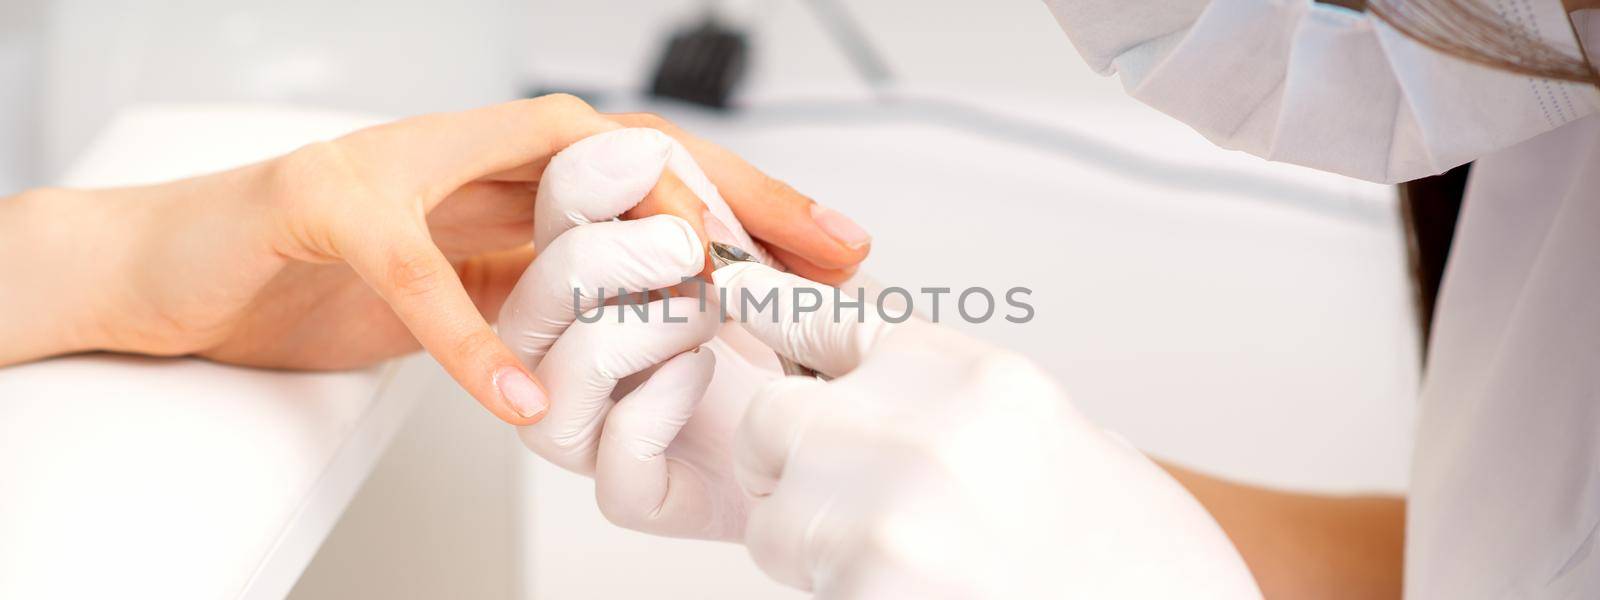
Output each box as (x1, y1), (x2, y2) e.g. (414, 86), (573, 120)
(0, 168), (270, 366)
(1162, 463), (1404, 600)
(0, 187), (140, 364)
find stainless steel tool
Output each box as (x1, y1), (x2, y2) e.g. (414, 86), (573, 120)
(708, 241), (827, 380)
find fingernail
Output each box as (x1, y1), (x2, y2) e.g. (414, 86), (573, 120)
(810, 204), (871, 250)
(701, 208), (739, 245)
(495, 366), (548, 419)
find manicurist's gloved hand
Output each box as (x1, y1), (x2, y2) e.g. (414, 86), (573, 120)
(715, 263), (1263, 599)
(497, 128), (787, 540)
(0, 95), (871, 427)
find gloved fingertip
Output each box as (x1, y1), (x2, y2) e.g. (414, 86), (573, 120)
(711, 261), (762, 288)
(584, 128), (673, 181)
(658, 213), (705, 273)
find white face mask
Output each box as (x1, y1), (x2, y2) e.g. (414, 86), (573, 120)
(1040, 0), (1600, 183)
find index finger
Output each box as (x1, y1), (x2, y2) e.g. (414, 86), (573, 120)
(333, 94), (620, 208)
(344, 219), (549, 425)
(609, 113), (872, 281)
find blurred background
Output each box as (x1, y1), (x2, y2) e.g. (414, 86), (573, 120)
(0, 0), (1419, 598)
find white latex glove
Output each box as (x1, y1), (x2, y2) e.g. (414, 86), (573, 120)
(716, 262), (1263, 599)
(497, 128), (779, 540)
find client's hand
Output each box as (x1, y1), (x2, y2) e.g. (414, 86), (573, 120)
(716, 263), (1262, 599)
(0, 96), (870, 425)
(498, 129), (780, 540)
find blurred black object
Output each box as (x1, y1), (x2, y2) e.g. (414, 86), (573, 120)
(648, 19), (749, 109)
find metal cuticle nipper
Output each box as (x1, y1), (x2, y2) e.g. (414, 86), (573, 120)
(708, 241), (829, 380)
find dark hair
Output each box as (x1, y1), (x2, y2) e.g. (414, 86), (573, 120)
(1370, 0), (1599, 85)
(1398, 165), (1470, 352)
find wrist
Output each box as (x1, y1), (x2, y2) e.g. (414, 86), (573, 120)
(78, 167), (275, 357)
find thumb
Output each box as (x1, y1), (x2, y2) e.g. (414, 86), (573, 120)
(711, 262), (895, 377)
(347, 220), (547, 425)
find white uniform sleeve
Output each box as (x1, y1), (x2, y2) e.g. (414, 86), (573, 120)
(1043, 0), (1600, 183)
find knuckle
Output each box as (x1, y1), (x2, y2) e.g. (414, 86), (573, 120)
(450, 327), (501, 363)
(384, 248), (446, 299)
(542, 427), (598, 466)
(595, 489), (646, 529)
(545, 430), (584, 453)
(553, 220), (606, 249)
(761, 175), (806, 202)
(621, 111), (672, 130)
(545, 271), (592, 313)
(574, 302), (612, 326)
(531, 93), (594, 116)
(966, 351), (1062, 412)
(595, 496), (629, 527)
(516, 427), (594, 472)
(777, 322), (812, 362)
(522, 417), (592, 463)
(603, 407), (650, 438)
(515, 426), (546, 453)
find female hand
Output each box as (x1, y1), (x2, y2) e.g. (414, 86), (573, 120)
(715, 263), (1262, 599)
(0, 95), (871, 425)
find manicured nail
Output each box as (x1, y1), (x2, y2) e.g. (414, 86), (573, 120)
(809, 204), (870, 250)
(701, 208), (739, 246)
(495, 367), (548, 419)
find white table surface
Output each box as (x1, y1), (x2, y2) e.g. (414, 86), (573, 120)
(0, 106), (427, 600)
